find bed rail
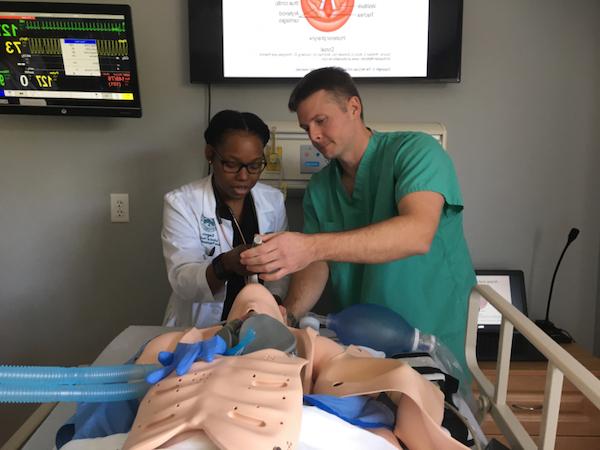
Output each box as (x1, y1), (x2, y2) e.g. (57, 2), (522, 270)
(465, 284), (600, 450)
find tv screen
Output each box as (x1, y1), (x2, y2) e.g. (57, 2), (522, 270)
(189, 0), (462, 83)
(0, 2), (141, 117)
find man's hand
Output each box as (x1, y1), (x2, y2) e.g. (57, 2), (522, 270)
(240, 232), (317, 281)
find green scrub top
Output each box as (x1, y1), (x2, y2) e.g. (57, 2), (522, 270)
(303, 131), (476, 371)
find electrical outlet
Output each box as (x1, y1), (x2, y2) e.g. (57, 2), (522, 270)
(110, 193), (129, 223)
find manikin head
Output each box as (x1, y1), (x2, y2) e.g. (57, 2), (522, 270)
(226, 283), (286, 324)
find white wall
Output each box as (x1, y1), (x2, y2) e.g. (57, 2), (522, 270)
(0, 0), (598, 442)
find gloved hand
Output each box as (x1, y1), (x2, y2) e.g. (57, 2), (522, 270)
(146, 335), (227, 384)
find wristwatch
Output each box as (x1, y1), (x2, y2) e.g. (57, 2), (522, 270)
(212, 254), (232, 281)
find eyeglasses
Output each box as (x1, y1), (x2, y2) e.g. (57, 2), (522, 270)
(212, 148), (267, 174)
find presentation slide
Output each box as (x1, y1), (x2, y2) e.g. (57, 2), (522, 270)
(222, 0), (429, 78)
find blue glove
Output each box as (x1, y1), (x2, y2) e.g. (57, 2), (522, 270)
(146, 335), (226, 384)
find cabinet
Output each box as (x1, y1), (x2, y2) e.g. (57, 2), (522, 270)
(475, 343), (600, 449)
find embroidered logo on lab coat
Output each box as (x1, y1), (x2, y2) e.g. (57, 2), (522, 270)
(200, 215), (220, 248)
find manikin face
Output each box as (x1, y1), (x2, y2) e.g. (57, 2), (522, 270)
(227, 284), (286, 324)
(207, 131), (266, 202)
(296, 89), (362, 160)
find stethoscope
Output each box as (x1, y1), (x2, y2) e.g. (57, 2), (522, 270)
(215, 199), (260, 284)
(216, 203), (247, 251)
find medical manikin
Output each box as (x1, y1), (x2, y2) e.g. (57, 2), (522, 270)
(124, 284), (470, 450)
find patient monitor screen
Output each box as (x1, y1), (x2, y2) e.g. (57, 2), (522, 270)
(0, 3), (140, 115)
(474, 275), (512, 327)
(222, 0), (429, 78)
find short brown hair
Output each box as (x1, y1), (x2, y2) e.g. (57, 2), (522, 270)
(288, 67), (364, 120)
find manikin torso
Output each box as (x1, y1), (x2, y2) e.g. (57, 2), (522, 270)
(125, 284), (468, 450)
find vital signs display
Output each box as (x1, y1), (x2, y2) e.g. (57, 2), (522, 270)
(0, 2), (141, 117)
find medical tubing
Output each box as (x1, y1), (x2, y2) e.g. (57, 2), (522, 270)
(0, 364), (159, 385)
(298, 315), (321, 332)
(224, 328), (257, 356)
(414, 332), (437, 353)
(428, 341), (475, 406)
(0, 381), (150, 403)
(300, 312), (327, 327)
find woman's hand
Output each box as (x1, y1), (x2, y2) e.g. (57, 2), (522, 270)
(223, 244), (255, 276)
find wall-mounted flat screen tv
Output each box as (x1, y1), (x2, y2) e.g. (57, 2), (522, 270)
(189, 0), (463, 83)
(0, 2), (141, 117)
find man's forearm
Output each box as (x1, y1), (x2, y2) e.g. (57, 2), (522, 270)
(310, 216), (425, 263)
(241, 192), (443, 281)
(283, 261), (329, 319)
(312, 192), (443, 264)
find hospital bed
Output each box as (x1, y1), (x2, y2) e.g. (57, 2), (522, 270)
(465, 285), (600, 450)
(6, 285), (600, 450)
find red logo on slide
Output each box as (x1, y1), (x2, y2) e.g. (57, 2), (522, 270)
(301, 0), (354, 32)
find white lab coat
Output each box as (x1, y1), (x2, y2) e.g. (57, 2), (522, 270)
(161, 175), (289, 328)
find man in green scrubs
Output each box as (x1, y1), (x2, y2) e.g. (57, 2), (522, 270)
(241, 67), (475, 373)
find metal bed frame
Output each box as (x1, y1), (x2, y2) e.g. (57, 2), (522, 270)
(465, 285), (600, 450)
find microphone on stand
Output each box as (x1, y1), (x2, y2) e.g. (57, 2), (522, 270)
(534, 228), (579, 344)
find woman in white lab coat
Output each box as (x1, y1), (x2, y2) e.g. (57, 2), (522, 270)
(161, 110), (288, 328)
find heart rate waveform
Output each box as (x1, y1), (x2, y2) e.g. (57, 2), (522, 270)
(29, 37), (61, 55)
(24, 20), (126, 33)
(96, 39), (128, 57)
(29, 38), (129, 56)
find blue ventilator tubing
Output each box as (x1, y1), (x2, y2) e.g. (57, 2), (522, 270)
(0, 382), (150, 403)
(323, 304), (434, 356)
(0, 364), (159, 403)
(0, 364), (159, 385)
